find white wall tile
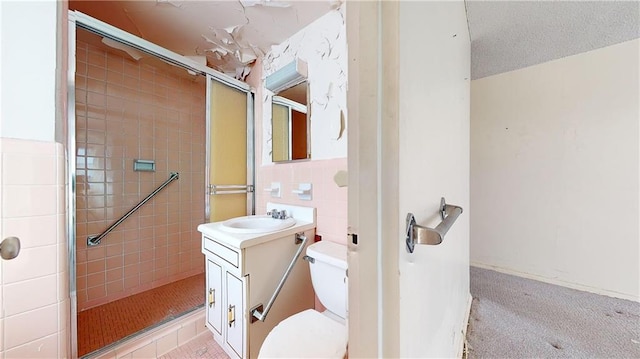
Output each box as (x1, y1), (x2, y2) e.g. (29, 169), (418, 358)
(57, 185), (65, 215)
(0, 318), (4, 353)
(177, 321), (196, 346)
(3, 275), (57, 316)
(57, 300), (69, 333)
(58, 328), (69, 359)
(4, 304), (58, 349)
(4, 333), (58, 358)
(57, 271), (69, 303)
(2, 215), (57, 248)
(0, 139), (55, 156)
(2, 245), (57, 284)
(131, 341), (155, 359)
(155, 332), (177, 356)
(57, 214), (65, 244)
(2, 185), (57, 218)
(2, 153), (57, 186)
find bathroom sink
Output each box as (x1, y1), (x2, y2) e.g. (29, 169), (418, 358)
(220, 215), (296, 234)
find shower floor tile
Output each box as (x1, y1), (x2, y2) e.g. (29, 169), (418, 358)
(78, 273), (205, 357)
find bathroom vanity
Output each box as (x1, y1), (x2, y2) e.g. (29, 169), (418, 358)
(198, 204), (316, 359)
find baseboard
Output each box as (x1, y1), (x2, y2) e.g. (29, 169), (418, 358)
(455, 293), (473, 359)
(471, 262), (639, 303)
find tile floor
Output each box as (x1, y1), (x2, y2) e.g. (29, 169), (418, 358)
(78, 273), (205, 357)
(159, 333), (229, 359)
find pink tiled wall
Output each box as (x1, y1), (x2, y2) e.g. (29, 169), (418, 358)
(75, 39), (206, 311)
(0, 138), (69, 358)
(255, 158), (348, 245)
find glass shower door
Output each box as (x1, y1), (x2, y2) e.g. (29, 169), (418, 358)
(207, 78), (254, 222)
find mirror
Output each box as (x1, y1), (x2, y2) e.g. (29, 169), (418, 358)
(267, 59), (310, 162)
(272, 82), (309, 162)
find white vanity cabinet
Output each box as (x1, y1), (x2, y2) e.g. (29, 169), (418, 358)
(199, 204), (316, 359)
(203, 235), (249, 358)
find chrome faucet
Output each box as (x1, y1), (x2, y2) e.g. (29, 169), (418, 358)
(267, 209), (287, 219)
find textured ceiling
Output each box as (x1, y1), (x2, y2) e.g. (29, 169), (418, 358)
(467, 1), (640, 79)
(70, 0), (337, 79)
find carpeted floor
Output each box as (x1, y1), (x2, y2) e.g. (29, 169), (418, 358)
(467, 266), (640, 358)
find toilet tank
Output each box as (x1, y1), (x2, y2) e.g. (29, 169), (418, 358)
(307, 241), (348, 319)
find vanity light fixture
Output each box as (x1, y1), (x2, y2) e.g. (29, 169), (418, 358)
(265, 59), (308, 93)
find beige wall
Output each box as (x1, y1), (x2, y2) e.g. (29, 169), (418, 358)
(471, 39), (639, 301)
(397, 2), (471, 356)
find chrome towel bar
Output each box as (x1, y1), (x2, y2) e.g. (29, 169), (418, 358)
(87, 172), (179, 247)
(208, 184), (254, 195)
(406, 197), (463, 253)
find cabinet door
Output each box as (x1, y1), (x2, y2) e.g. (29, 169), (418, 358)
(206, 259), (223, 335)
(226, 272), (244, 358)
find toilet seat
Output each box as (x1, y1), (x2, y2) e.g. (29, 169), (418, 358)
(258, 309), (347, 358)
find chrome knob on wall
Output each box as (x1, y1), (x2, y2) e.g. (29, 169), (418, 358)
(0, 236), (20, 260)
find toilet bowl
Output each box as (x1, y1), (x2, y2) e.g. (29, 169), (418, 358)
(258, 241), (348, 358)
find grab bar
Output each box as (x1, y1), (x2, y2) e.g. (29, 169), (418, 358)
(250, 232), (308, 323)
(406, 197), (463, 253)
(87, 172), (179, 247)
(208, 184), (254, 195)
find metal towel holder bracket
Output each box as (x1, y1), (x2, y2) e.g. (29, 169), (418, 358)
(406, 197), (463, 253)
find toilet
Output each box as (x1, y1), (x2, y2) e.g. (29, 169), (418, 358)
(258, 241), (348, 358)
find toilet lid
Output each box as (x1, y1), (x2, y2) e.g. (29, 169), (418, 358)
(259, 309), (348, 358)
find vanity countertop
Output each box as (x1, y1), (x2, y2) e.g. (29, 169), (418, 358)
(197, 219), (315, 249)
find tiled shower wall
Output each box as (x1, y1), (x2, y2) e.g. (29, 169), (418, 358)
(75, 39), (206, 311)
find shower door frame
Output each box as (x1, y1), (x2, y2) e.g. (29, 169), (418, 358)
(67, 11), (254, 358)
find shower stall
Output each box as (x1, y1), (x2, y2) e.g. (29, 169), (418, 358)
(69, 12), (254, 357)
